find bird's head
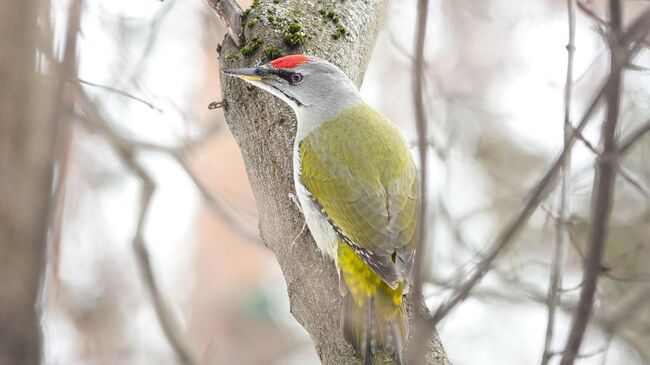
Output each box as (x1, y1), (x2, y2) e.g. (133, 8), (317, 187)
(223, 55), (360, 112)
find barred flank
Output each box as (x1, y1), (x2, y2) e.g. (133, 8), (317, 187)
(338, 243), (408, 364)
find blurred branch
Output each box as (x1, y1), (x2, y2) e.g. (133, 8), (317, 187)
(617, 166), (650, 199)
(559, 0), (624, 363)
(408, 0), (432, 362)
(577, 1), (650, 49)
(433, 268), (649, 361)
(126, 153), (200, 365)
(0, 0), (81, 362)
(572, 129), (650, 207)
(573, 125), (650, 200)
(99, 124), (262, 243)
(541, 1), (576, 363)
(427, 5), (650, 330)
(130, 1), (176, 83)
(73, 86), (199, 365)
(44, 0), (83, 302)
(599, 285), (650, 332)
(428, 84), (597, 326)
(55, 82), (259, 243)
(205, 0), (243, 46)
(64, 76), (160, 110)
(437, 198), (477, 255)
(174, 151), (261, 242)
(619, 118), (650, 155)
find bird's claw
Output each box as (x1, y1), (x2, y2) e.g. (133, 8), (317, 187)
(288, 192), (303, 213)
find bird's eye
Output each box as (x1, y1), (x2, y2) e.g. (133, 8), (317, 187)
(290, 73), (304, 84)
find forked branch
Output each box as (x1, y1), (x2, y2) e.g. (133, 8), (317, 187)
(426, 4), (650, 331)
(559, 1), (624, 363)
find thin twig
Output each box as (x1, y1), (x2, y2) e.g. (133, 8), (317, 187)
(100, 128), (261, 243)
(599, 285), (650, 332)
(577, 1), (650, 49)
(408, 0), (431, 363)
(429, 80), (597, 326)
(617, 166), (650, 199)
(541, 1), (577, 363)
(572, 126), (650, 200)
(42, 0), (84, 312)
(205, 0), (243, 46)
(559, 0), (624, 363)
(126, 154), (200, 365)
(68, 92), (260, 242)
(619, 118), (650, 155)
(41, 75), (160, 110)
(434, 269), (649, 362)
(174, 151), (261, 242)
(69, 76), (160, 110)
(74, 86), (199, 365)
(428, 6), (650, 329)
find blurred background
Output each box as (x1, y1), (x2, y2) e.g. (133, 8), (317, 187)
(17, 0), (650, 364)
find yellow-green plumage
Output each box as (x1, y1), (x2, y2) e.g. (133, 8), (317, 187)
(338, 243), (403, 308)
(299, 104), (418, 364)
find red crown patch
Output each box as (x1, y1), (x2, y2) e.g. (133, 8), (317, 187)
(270, 55), (310, 69)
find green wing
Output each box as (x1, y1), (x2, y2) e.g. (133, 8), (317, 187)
(299, 104), (419, 287)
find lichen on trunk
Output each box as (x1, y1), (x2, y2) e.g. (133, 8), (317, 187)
(217, 1), (449, 363)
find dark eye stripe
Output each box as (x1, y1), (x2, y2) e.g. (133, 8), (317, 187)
(271, 68), (299, 83)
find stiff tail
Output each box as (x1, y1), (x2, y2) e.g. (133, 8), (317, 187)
(338, 243), (408, 364)
(341, 288), (407, 364)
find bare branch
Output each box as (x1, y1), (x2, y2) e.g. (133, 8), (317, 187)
(74, 86), (199, 365)
(559, 0), (624, 363)
(408, 0), (432, 362)
(428, 79), (597, 326)
(43, 0), (84, 303)
(127, 154), (200, 365)
(427, 5), (650, 330)
(619, 118), (650, 155)
(599, 285), (650, 332)
(617, 166), (650, 199)
(174, 151), (261, 242)
(571, 125), (650, 200)
(541, 1), (577, 363)
(205, 0), (243, 46)
(65, 76), (160, 111)
(66, 99), (260, 243)
(577, 1), (650, 49)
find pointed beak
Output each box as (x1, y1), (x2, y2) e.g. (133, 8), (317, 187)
(223, 67), (268, 82)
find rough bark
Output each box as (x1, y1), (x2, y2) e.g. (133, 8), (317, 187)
(0, 0), (57, 364)
(218, 1), (449, 363)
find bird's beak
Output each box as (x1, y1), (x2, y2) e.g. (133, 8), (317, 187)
(223, 67), (267, 82)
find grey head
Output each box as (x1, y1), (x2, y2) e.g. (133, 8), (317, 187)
(223, 55), (364, 135)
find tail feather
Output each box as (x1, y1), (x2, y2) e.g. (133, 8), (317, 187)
(390, 321), (404, 365)
(341, 286), (408, 364)
(338, 242), (407, 364)
(364, 298), (373, 365)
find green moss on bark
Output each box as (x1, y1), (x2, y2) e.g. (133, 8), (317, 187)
(264, 46), (283, 60)
(241, 36), (263, 56)
(283, 21), (307, 48)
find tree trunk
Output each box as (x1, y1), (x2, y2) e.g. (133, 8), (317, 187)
(0, 1), (57, 364)
(218, 1), (449, 363)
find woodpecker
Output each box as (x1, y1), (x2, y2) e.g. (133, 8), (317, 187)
(224, 55), (418, 365)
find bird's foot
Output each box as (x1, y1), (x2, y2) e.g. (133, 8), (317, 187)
(290, 219), (308, 250)
(288, 192), (303, 213)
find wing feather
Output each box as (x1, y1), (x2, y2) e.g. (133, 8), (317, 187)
(298, 104), (419, 288)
